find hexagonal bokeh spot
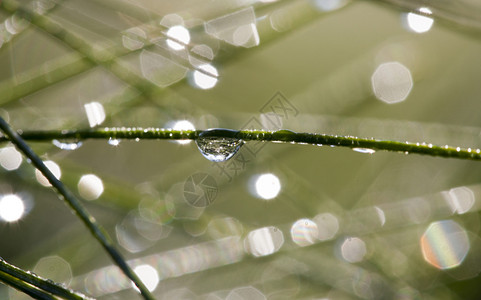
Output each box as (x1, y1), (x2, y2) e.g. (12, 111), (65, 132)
(371, 61), (413, 104)
(33, 256), (72, 285)
(420, 220), (470, 270)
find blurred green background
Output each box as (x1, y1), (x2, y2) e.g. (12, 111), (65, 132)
(1, 0), (481, 299)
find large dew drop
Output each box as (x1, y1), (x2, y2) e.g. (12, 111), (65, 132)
(195, 133), (244, 162)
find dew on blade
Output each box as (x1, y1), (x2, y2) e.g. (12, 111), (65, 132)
(352, 148), (376, 154)
(108, 138), (120, 146)
(195, 130), (244, 162)
(52, 139), (83, 150)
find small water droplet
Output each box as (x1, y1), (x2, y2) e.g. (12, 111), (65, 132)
(52, 139), (83, 150)
(135, 138), (140, 142)
(352, 148), (375, 154)
(404, 151), (409, 155)
(456, 147), (461, 152)
(108, 138), (120, 146)
(195, 131), (244, 162)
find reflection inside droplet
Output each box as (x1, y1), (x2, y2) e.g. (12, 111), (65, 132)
(78, 174), (104, 200)
(132, 264), (159, 292)
(290, 218), (319, 246)
(371, 61), (413, 104)
(166, 25), (190, 50)
(0, 194), (25, 222)
(406, 7), (434, 33)
(420, 220), (470, 269)
(195, 132), (244, 162)
(245, 226), (284, 257)
(253, 173), (281, 200)
(35, 160), (61, 187)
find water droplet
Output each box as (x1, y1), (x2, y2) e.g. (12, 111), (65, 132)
(352, 148), (375, 154)
(195, 130), (244, 162)
(108, 138), (120, 146)
(52, 139), (83, 150)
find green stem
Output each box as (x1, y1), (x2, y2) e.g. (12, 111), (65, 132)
(3, 127), (481, 161)
(0, 270), (56, 300)
(0, 119), (155, 300)
(0, 258), (92, 300)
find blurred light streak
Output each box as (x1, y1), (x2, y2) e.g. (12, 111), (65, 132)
(140, 50), (187, 87)
(83, 237), (244, 297)
(116, 210), (171, 253)
(207, 216), (243, 239)
(122, 27), (147, 51)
